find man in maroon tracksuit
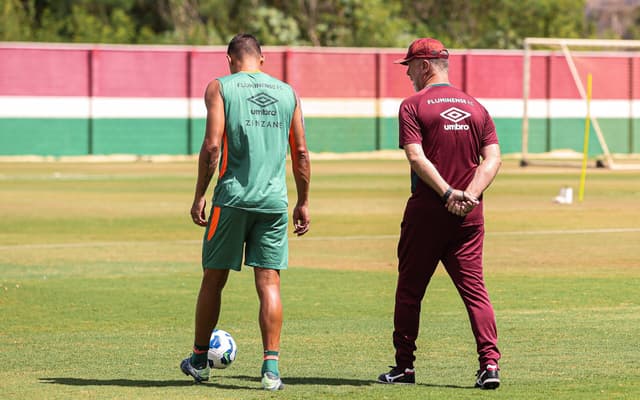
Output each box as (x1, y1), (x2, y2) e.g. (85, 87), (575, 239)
(377, 38), (502, 389)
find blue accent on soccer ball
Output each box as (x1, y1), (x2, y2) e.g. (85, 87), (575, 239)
(210, 335), (222, 349)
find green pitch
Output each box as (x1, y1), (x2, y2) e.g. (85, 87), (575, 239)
(1, 159), (638, 399)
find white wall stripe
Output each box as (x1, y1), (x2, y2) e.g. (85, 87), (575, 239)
(190, 98), (206, 118)
(477, 99), (639, 119)
(0, 96), (89, 118)
(299, 98), (378, 117)
(1, 96), (639, 119)
(380, 98), (402, 118)
(548, 99), (633, 118)
(478, 99), (526, 118)
(92, 97), (189, 118)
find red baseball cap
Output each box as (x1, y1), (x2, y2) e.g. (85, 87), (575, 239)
(394, 38), (449, 65)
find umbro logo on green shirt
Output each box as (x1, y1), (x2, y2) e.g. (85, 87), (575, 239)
(247, 92), (279, 107)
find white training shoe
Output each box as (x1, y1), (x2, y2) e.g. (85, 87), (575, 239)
(261, 371), (284, 390)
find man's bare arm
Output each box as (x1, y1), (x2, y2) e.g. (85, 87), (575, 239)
(464, 144), (501, 200)
(191, 79), (225, 226)
(288, 101), (311, 236)
(403, 143), (450, 197)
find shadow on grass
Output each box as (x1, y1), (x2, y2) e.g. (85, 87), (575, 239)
(39, 375), (375, 390)
(229, 376), (475, 390)
(41, 376), (476, 390)
(228, 375), (374, 386)
(40, 378), (196, 388)
(418, 383), (475, 390)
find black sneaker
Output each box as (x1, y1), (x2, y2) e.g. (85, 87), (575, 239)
(475, 364), (500, 389)
(180, 357), (210, 383)
(377, 366), (415, 384)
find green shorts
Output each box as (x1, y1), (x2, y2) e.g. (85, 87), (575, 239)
(202, 206), (288, 271)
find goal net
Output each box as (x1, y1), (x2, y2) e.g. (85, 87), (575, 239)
(521, 37), (640, 170)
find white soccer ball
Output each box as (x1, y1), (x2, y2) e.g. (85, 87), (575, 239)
(208, 329), (237, 369)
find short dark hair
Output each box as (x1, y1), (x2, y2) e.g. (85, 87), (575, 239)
(227, 33), (262, 59)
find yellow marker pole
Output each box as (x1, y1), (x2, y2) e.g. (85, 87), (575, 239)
(578, 73), (592, 202)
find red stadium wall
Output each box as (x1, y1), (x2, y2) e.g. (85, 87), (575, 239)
(1, 43), (638, 156)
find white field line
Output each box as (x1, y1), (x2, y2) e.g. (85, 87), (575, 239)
(0, 239), (200, 251)
(299, 227), (640, 240)
(489, 227), (640, 236)
(0, 227), (638, 251)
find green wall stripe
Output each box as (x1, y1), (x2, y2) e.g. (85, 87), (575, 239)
(0, 118), (88, 156)
(304, 118), (377, 152)
(634, 120), (640, 153)
(92, 119), (189, 155)
(1, 117), (638, 156)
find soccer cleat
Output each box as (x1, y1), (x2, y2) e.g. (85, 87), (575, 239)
(180, 357), (210, 383)
(377, 366), (416, 384)
(261, 371), (284, 390)
(475, 364), (500, 389)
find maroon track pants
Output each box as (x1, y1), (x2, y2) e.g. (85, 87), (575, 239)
(393, 208), (500, 370)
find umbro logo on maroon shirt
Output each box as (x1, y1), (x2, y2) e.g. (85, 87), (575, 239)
(441, 107), (471, 131)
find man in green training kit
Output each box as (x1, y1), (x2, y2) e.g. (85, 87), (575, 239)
(180, 33), (311, 391)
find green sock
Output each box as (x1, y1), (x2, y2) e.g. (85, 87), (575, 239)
(190, 344), (209, 369)
(261, 350), (280, 376)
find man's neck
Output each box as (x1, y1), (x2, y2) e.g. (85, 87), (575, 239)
(232, 61), (262, 74)
(425, 74), (449, 87)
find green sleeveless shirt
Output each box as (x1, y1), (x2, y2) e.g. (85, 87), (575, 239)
(213, 72), (297, 213)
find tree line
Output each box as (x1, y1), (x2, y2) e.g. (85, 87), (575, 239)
(2, 0), (638, 49)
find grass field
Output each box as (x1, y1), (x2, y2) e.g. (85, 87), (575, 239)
(1, 158), (639, 400)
